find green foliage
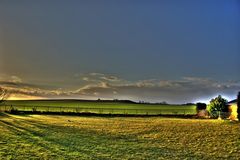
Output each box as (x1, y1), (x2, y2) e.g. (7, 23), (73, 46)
(208, 95), (228, 117)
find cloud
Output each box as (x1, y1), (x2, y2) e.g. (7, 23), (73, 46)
(0, 78), (70, 99)
(76, 72), (123, 83)
(89, 72), (105, 76)
(82, 77), (90, 81)
(71, 76), (240, 103)
(0, 75), (23, 83)
(73, 82), (112, 96)
(1, 73), (240, 103)
(100, 75), (121, 82)
(10, 76), (22, 83)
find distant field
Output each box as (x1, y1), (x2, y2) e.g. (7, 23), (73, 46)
(0, 114), (239, 159)
(1, 100), (196, 115)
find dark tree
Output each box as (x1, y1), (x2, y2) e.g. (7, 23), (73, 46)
(237, 92), (240, 120)
(196, 103), (207, 111)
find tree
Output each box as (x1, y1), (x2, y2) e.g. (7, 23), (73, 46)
(196, 103), (207, 111)
(208, 95), (228, 118)
(196, 102), (208, 118)
(0, 87), (9, 104)
(237, 92), (240, 120)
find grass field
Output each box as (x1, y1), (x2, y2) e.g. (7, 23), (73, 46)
(0, 113), (239, 159)
(1, 100), (196, 115)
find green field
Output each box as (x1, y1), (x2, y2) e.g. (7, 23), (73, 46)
(0, 113), (239, 159)
(1, 100), (196, 115)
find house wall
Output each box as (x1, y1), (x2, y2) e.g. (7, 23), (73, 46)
(228, 104), (238, 120)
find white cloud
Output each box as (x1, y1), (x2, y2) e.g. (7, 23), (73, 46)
(76, 72), (123, 84)
(89, 72), (105, 76)
(10, 76), (22, 83)
(100, 75), (121, 82)
(82, 77), (90, 81)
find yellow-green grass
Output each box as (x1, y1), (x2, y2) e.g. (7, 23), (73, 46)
(0, 113), (239, 159)
(1, 100), (196, 115)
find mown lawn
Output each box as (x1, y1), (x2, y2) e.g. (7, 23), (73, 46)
(0, 113), (239, 159)
(2, 100), (196, 115)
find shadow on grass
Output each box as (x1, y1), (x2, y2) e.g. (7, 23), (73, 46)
(0, 112), (12, 118)
(5, 110), (196, 119)
(0, 117), (113, 159)
(0, 114), (210, 159)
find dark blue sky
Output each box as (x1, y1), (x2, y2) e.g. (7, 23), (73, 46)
(0, 0), (239, 102)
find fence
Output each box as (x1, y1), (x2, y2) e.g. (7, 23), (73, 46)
(0, 105), (196, 116)
(209, 111), (231, 119)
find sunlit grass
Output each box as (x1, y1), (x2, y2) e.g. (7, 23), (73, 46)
(2, 100), (196, 115)
(0, 114), (239, 159)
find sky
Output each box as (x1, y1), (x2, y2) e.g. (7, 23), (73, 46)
(0, 0), (240, 103)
